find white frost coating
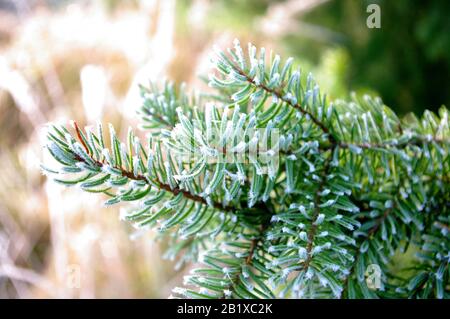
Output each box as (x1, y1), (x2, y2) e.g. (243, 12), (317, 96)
(315, 213), (325, 225)
(299, 231), (308, 241)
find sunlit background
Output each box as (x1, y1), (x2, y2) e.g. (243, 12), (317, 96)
(0, 0), (449, 298)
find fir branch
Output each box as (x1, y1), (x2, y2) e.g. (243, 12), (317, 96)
(340, 203), (396, 298)
(60, 122), (234, 212)
(337, 134), (450, 151)
(42, 39), (450, 299)
(230, 61), (336, 144)
(301, 147), (335, 274)
(220, 223), (272, 299)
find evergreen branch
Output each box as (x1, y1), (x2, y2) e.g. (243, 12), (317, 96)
(338, 134), (450, 151)
(210, 41), (449, 157)
(230, 61), (336, 145)
(340, 204), (396, 298)
(44, 122), (238, 216)
(301, 147), (335, 274)
(90, 127), (231, 212)
(42, 39), (450, 299)
(144, 109), (174, 129)
(70, 123), (232, 212)
(403, 215), (450, 299)
(220, 223), (272, 299)
(138, 81), (194, 131)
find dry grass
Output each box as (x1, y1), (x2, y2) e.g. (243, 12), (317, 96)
(0, 0), (308, 298)
(0, 0), (184, 298)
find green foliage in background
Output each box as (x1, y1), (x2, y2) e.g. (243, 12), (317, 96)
(42, 40), (449, 299)
(182, 0), (450, 116)
(284, 0), (450, 116)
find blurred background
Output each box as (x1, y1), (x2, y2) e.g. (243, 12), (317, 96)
(0, 0), (449, 298)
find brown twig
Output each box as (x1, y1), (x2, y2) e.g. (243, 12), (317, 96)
(300, 146), (334, 273)
(72, 121), (91, 155)
(232, 64), (337, 146)
(70, 126), (233, 212)
(230, 63), (450, 153)
(221, 222), (271, 299)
